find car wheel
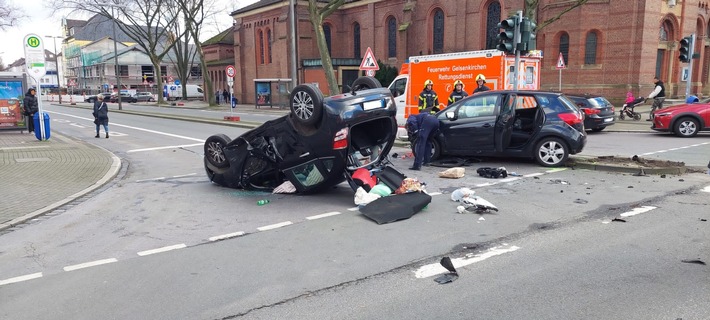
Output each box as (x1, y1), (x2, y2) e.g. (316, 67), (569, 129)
(673, 117), (699, 137)
(149, 98), (155, 102)
(290, 84), (323, 127)
(350, 76), (382, 91)
(204, 134), (231, 168)
(431, 139), (441, 161)
(591, 127), (605, 132)
(534, 137), (569, 167)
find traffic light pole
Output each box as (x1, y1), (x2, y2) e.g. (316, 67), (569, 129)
(685, 33), (695, 98)
(513, 11), (523, 91)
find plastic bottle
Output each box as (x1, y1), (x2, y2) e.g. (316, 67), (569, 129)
(257, 199), (270, 206)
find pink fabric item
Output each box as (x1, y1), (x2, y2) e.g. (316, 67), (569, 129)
(625, 92), (634, 104)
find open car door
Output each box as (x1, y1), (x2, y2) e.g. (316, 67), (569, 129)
(495, 93), (516, 152)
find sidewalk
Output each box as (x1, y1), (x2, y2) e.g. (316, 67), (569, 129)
(0, 132), (121, 231)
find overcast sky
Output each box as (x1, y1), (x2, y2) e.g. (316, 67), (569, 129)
(0, 0), (258, 66)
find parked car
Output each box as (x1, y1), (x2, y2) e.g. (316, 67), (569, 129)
(566, 94), (616, 132)
(431, 90), (587, 167)
(84, 92), (112, 103)
(651, 101), (710, 137)
(203, 77), (398, 194)
(133, 92), (155, 102)
(109, 92), (137, 103)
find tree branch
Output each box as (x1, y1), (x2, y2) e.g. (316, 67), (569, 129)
(537, 0), (589, 30)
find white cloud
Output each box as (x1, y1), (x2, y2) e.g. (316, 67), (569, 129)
(0, 0), (258, 66)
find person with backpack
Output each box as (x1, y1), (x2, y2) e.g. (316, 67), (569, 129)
(93, 94), (110, 138)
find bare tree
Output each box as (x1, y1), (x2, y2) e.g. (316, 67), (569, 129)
(165, 5), (199, 100)
(0, 0), (26, 31)
(49, 0), (186, 104)
(524, 0), (589, 30)
(307, 0), (344, 95)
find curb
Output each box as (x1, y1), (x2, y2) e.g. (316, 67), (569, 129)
(567, 156), (687, 175)
(0, 136), (123, 232)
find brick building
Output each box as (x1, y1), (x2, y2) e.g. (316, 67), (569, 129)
(226, 0), (708, 105)
(202, 28), (236, 100)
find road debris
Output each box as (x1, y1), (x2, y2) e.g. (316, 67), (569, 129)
(439, 167), (465, 179)
(433, 257), (459, 284)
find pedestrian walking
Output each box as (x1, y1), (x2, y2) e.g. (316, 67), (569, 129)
(448, 80), (468, 106)
(418, 79), (439, 113)
(473, 74), (491, 94)
(22, 88), (39, 134)
(93, 94), (110, 138)
(646, 76), (665, 121)
(215, 90), (221, 104)
(407, 111), (440, 171)
(222, 89), (230, 106)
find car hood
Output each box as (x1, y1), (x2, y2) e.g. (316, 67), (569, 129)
(655, 103), (706, 114)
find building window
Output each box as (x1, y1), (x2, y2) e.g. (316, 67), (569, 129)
(119, 65), (128, 77)
(258, 29), (264, 64)
(267, 29), (272, 64)
(486, 1), (502, 49)
(353, 22), (361, 58)
(387, 16), (397, 58)
(323, 24), (332, 55)
(432, 9), (444, 54)
(584, 32), (598, 65)
(559, 33), (569, 65)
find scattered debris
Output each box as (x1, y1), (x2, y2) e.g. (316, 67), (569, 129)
(439, 167), (465, 179)
(701, 219), (707, 222)
(550, 179), (570, 185)
(478, 216), (485, 221)
(681, 259), (706, 265)
(611, 218), (627, 223)
(628, 186), (634, 188)
(661, 174), (667, 178)
(477, 167), (508, 178)
(450, 188), (498, 213)
(394, 178), (426, 194)
(391, 153), (398, 158)
(434, 257), (459, 284)
(360, 192), (432, 224)
(451, 188), (475, 202)
(273, 181), (297, 194)
(574, 199), (588, 204)
(632, 169), (646, 176)
(508, 172), (523, 177)
(354, 187), (380, 206)
(678, 179), (685, 182)
(369, 183), (393, 197)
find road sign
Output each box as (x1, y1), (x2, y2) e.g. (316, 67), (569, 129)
(366, 70), (375, 77)
(556, 52), (566, 69)
(168, 76), (174, 82)
(174, 79), (180, 86)
(68, 79), (76, 87)
(359, 47), (379, 70)
(226, 65), (236, 78)
(23, 34), (46, 82)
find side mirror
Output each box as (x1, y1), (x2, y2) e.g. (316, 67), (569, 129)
(446, 111), (456, 120)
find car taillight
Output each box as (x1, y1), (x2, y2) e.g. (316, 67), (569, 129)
(333, 127), (349, 150)
(582, 108), (600, 115)
(558, 112), (583, 126)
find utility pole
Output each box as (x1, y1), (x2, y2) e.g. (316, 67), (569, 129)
(45, 35), (63, 104)
(110, 7), (123, 110)
(289, 0), (298, 90)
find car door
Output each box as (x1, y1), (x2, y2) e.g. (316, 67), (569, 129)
(495, 93), (517, 152)
(437, 93), (501, 154)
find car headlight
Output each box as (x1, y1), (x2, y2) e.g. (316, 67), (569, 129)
(655, 112), (672, 117)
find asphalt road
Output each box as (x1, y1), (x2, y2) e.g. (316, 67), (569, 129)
(1, 104), (708, 319)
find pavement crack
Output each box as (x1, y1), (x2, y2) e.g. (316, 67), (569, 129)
(24, 242), (46, 268)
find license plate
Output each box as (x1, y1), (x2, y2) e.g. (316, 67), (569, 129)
(363, 100), (383, 110)
(604, 117), (613, 122)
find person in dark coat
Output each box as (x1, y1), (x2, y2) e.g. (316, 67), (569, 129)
(407, 111), (440, 170)
(448, 80), (468, 106)
(23, 88), (39, 134)
(215, 90), (221, 104)
(93, 94), (110, 138)
(222, 89), (230, 105)
(418, 80), (439, 113)
(473, 74), (491, 94)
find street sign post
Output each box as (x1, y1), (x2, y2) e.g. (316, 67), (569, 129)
(556, 52), (566, 92)
(23, 33), (48, 140)
(226, 65), (236, 112)
(226, 65), (236, 78)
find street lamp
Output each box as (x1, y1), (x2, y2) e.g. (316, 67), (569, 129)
(45, 35), (63, 104)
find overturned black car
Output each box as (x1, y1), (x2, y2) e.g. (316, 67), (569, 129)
(203, 77), (400, 194)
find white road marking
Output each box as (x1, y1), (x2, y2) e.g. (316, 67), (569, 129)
(414, 244), (520, 278)
(69, 123), (87, 128)
(523, 172), (544, 177)
(135, 177), (166, 183)
(209, 231), (246, 241)
(546, 168), (567, 173)
(620, 206), (657, 217)
(500, 177), (521, 183)
(306, 211), (342, 220)
(127, 143), (203, 153)
(476, 182), (496, 187)
(0, 146), (49, 151)
(257, 221), (293, 231)
(137, 244), (187, 256)
(172, 173), (197, 178)
(640, 142), (710, 156)
(0, 272), (43, 286)
(347, 207), (359, 211)
(701, 185), (710, 193)
(428, 192), (442, 196)
(63, 258), (118, 272)
(48, 111), (204, 142)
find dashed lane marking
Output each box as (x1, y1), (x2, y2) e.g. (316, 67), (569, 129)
(127, 143), (203, 153)
(209, 231), (246, 241)
(640, 142), (710, 156)
(63, 258), (118, 272)
(620, 206), (657, 217)
(257, 221), (293, 231)
(135, 173), (197, 183)
(69, 123), (87, 128)
(137, 244), (187, 256)
(414, 244), (520, 279)
(701, 185), (710, 193)
(306, 211), (342, 220)
(0, 272), (43, 286)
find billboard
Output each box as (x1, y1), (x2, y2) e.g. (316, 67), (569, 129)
(0, 79), (26, 129)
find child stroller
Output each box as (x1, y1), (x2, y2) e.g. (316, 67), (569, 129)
(620, 97), (643, 121)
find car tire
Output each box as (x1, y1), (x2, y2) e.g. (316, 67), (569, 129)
(204, 134), (231, 168)
(149, 98), (155, 102)
(290, 84), (324, 127)
(431, 139), (441, 161)
(205, 164), (228, 187)
(350, 76), (382, 91)
(591, 127), (605, 132)
(534, 137), (569, 167)
(673, 117), (699, 137)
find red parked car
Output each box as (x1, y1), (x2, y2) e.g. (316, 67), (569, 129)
(651, 102), (710, 137)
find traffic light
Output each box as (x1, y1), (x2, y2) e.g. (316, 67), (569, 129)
(679, 36), (692, 63)
(497, 16), (519, 55)
(520, 17), (537, 54)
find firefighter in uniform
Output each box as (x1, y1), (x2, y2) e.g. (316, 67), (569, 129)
(473, 74), (491, 94)
(418, 79), (439, 113)
(448, 80), (468, 106)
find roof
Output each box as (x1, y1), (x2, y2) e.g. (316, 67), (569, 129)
(64, 18), (87, 30)
(70, 14), (138, 43)
(231, 0), (361, 15)
(202, 28), (234, 46)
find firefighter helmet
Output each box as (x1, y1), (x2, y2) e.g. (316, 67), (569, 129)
(453, 80), (464, 88)
(424, 79), (434, 87)
(476, 74), (486, 83)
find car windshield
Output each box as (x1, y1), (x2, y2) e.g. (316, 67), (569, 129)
(588, 97), (610, 108)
